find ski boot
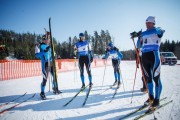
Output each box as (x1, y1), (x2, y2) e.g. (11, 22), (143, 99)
(140, 88), (148, 93)
(150, 98), (160, 111)
(81, 83), (85, 89)
(144, 94), (154, 106)
(40, 92), (46, 100)
(53, 87), (62, 94)
(56, 89), (62, 94)
(112, 80), (117, 86)
(151, 98), (160, 109)
(117, 81), (121, 89)
(89, 82), (93, 88)
(52, 87), (57, 94)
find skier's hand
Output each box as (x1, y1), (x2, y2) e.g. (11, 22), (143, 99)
(118, 58), (121, 64)
(136, 58), (139, 68)
(157, 27), (165, 33)
(90, 57), (93, 63)
(46, 31), (50, 36)
(44, 46), (50, 52)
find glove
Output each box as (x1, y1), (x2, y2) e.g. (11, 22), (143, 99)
(157, 27), (165, 33)
(90, 56), (93, 63)
(46, 31), (50, 35)
(118, 58), (121, 64)
(44, 46), (50, 52)
(136, 58), (139, 68)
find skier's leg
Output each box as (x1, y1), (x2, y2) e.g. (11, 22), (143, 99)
(112, 60), (117, 83)
(78, 57), (85, 86)
(50, 65), (62, 94)
(142, 53), (154, 102)
(140, 56), (147, 89)
(114, 60), (121, 86)
(116, 61), (121, 82)
(41, 62), (48, 93)
(152, 51), (162, 106)
(85, 56), (92, 85)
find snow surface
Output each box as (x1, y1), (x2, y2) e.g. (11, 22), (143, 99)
(0, 61), (180, 120)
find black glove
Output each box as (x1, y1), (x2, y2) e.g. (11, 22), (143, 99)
(90, 56), (93, 63)
(44, 46), (50, 52)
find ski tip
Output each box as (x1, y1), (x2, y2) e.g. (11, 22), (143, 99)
(63, 104), (68, 107)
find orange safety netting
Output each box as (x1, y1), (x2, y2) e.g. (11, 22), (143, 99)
(0, 59), (112, 80)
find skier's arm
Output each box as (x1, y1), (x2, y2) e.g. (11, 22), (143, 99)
(136, 37), (141, 49)
(43, 46), (50, 52)
(117, 50), (123, 60)
(35, 52), (44, 58)
(88, 42), (93, 62)
(74, 44), (78, 58)
(114, 47), (123, 60)
(156, 27), (165, 38)
(104, 48), (109, 59)
(89, 51), (93, 63)
(35, 45), (42, 58)
(35, 44), (50, 58)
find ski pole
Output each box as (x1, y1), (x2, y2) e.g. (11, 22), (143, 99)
(74, 57), (77, 83)
(130, 65), (138, 103)
(102, 58), (108, 87)
(131, 37), (149, 96)
(49, 72), (50, 92)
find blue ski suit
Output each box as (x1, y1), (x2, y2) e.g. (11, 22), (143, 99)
(35, 43), (57, 93)
(104, 46), (123, 82)
(137, 27), (164, 100)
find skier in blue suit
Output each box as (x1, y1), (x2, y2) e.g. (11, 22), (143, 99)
(136, 16), (165, 108)
(35, 34), (62, 99)
(74, 33), (93, 88)
(103, 42), (123, 88)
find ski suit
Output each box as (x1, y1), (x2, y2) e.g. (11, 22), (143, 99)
(35, 43), (57, 93)
(137, 27), (164, 99)
(104, 47), (123, 82)
(74, 40), (93, 85)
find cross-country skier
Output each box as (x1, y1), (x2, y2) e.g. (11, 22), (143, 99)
(136, 16), (165, 108)
(103, 42), (123, 88)
(74, 33), (93, 89)
(35, 33), (62, 100)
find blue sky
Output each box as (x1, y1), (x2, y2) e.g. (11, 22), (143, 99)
(0, 0), (180, 50)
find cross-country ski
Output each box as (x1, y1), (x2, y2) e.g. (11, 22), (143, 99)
(0, 93), (36, 115)
(119, 97), (167, 120)
(63, 85), (89, 107)
(0, 92), (27, 109)
(82, 87), (92, 106)
(134, 100), (173, 120)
